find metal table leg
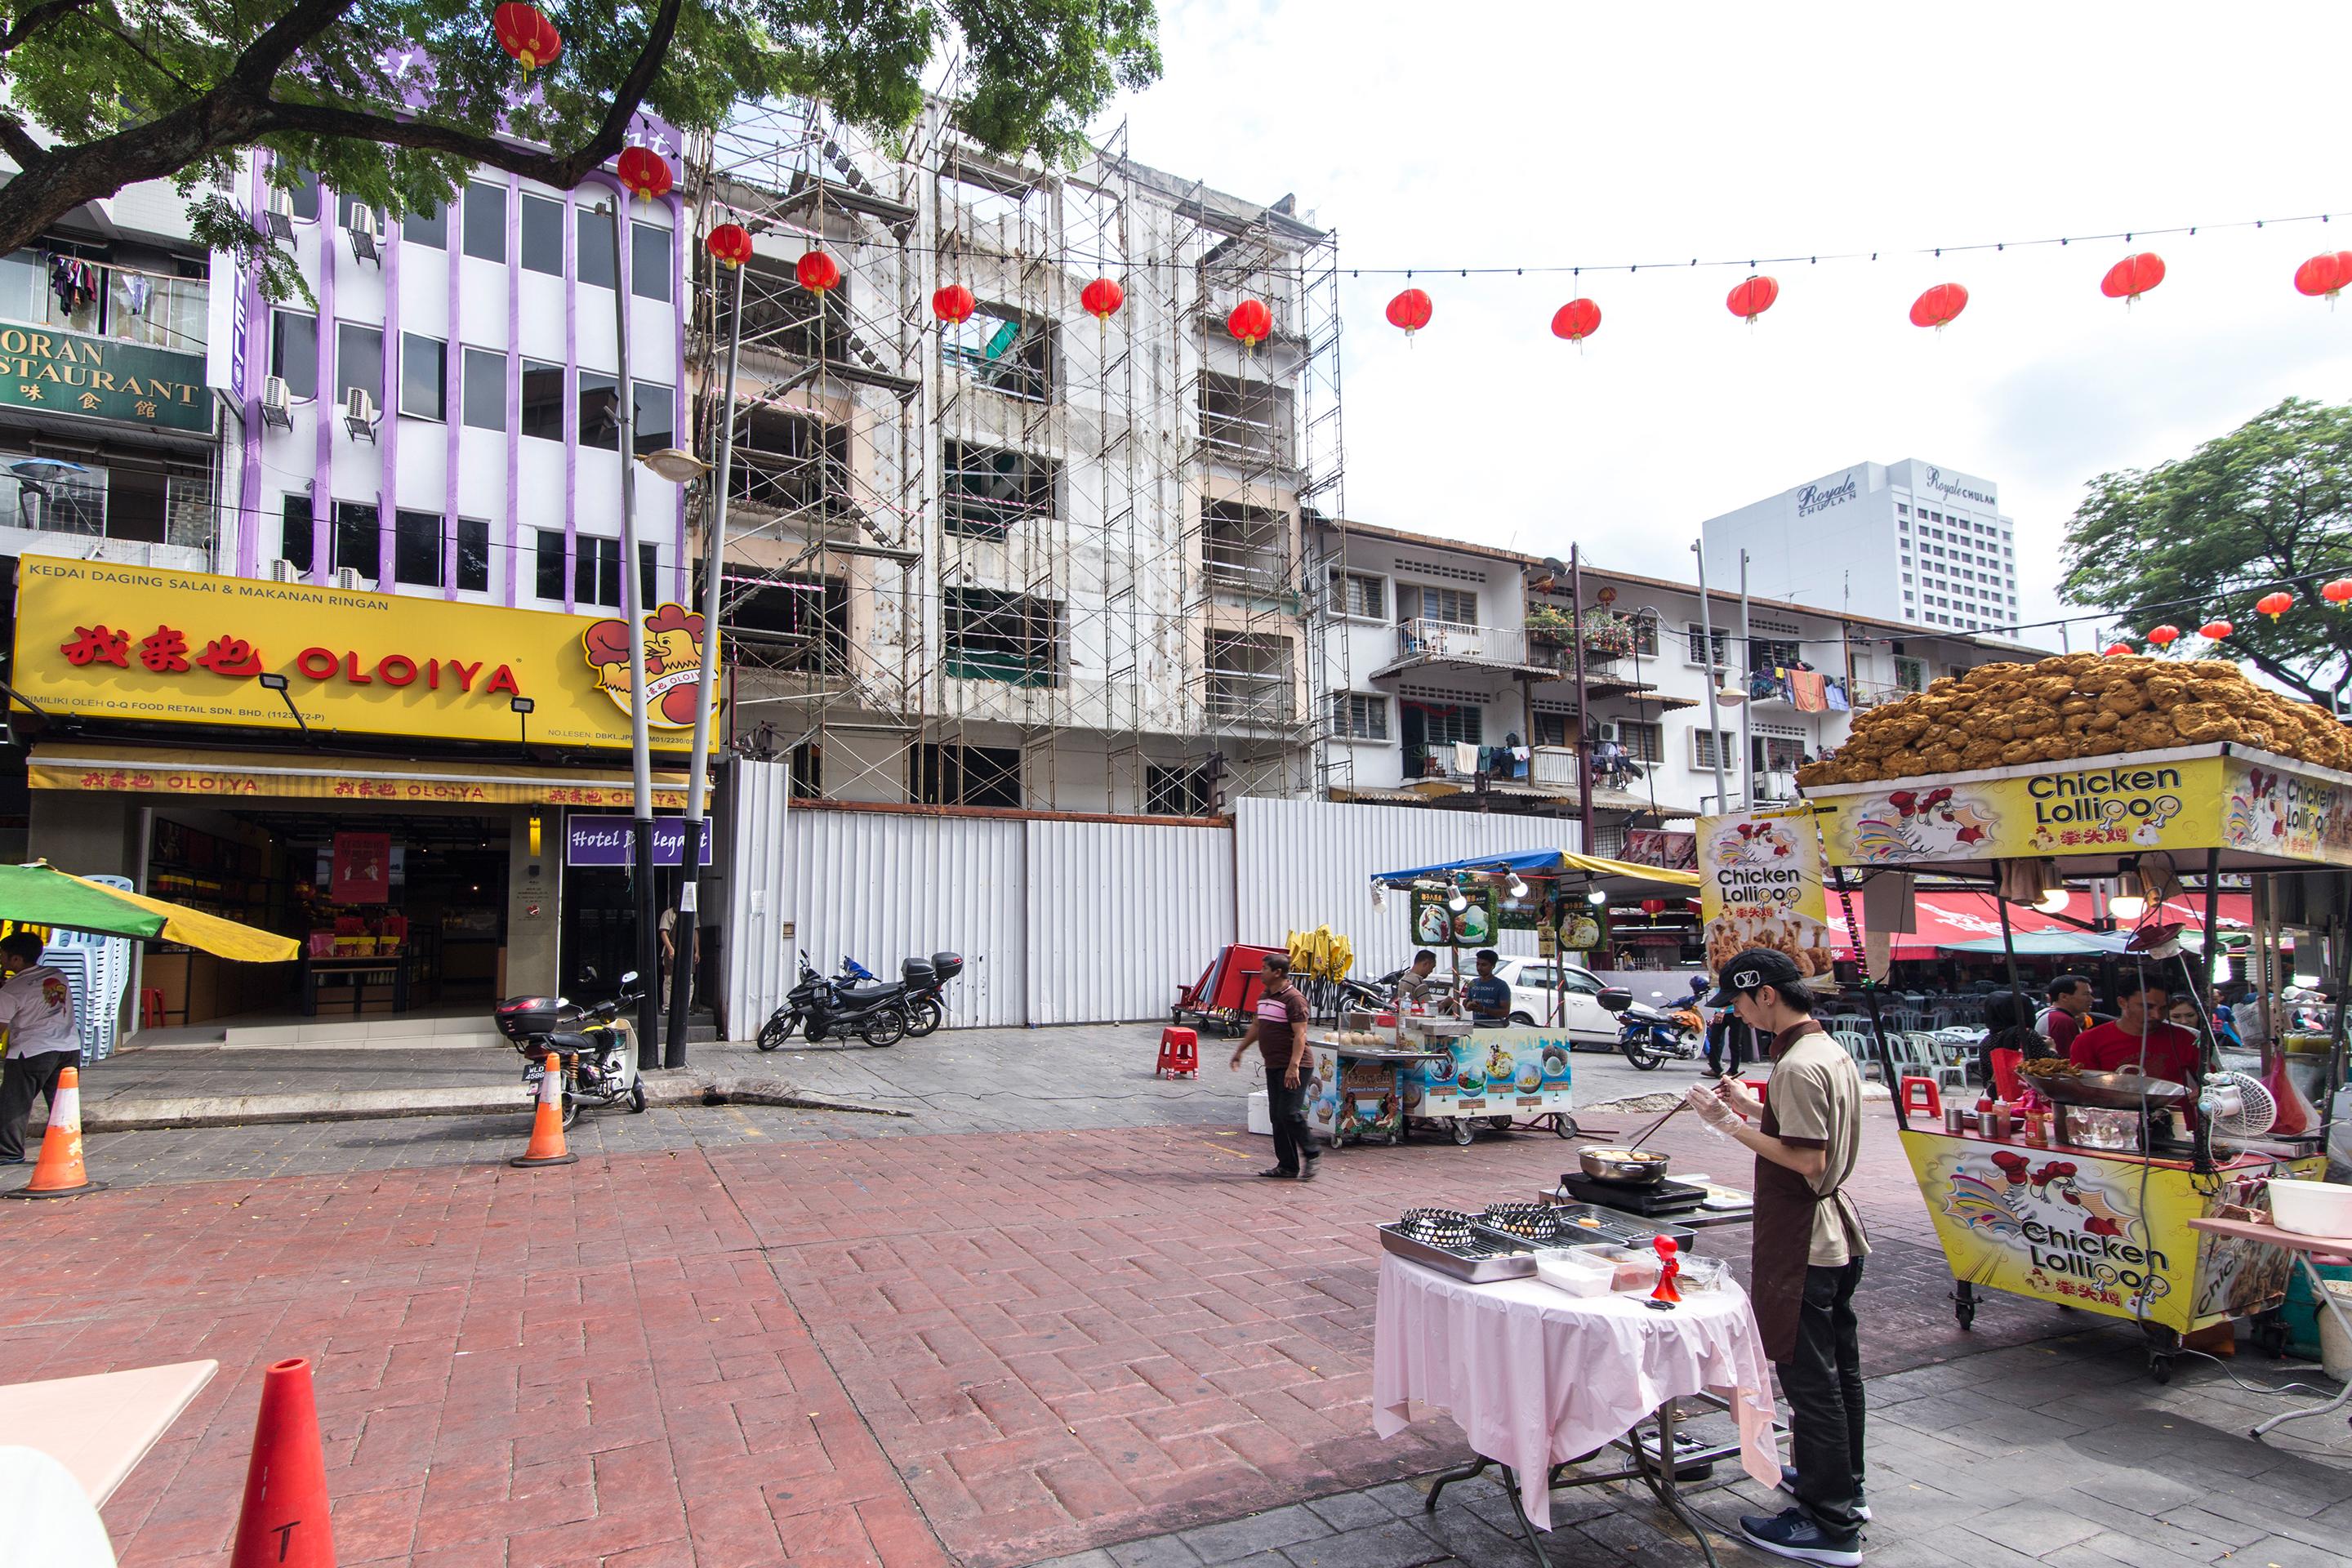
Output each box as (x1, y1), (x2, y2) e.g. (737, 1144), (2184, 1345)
(1625, 1401), (1724, 1568)
(2253, 1254), (2352, 1439)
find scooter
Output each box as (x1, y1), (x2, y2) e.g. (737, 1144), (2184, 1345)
(756, 952), (914, 1049)
(1597, 987), (1704, 1071)
(493, 973), (648, 1123)
(831, 951), (964, 1036)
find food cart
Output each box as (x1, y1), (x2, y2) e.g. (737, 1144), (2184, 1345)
(1797, 653), (2352, 1380)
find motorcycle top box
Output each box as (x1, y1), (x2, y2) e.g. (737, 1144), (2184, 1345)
(929, 951), (964, 982)
(494, 996), (562, 1040)
(902, 958), (938, 986)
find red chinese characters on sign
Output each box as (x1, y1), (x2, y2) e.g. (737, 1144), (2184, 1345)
(138, 625), (190, 673)
(331, 831), (392, 904)
(195, 636), (265, 676)
(60, 625), (130, 666)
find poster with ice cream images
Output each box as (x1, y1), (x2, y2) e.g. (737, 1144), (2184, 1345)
(1900, 1132), (2323, 1333)
(1304, 1027), (1573, 1143)
(1697, 805), (1837, 978)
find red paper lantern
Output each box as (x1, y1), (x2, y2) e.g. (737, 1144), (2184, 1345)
(2103, 642), (2134, 658)
(705, 222), (752, 269)
(616, 146), (671, 203)
(1551, 298), (1601, 342)
(2199, 619), (2234, 640)
(931, 283), (975, 324)
(2294, 252), (2352, 299)
(1640, 898), (1667, 917)
(493, 1), (561, 70)
(2146, 624), (2180, 648)
(2100, 252), (2166, 303)
(2323, 577), (2352, 608)
(2257, 590), (2296, 621)
(1910, 283), (1969, 330)
(1385, 287), (1432, 336)
(1726, 275), (1779, 323)
(795, 251), (840, 295)
(1080, 278), (1124, 323)
(1227, 298), (1272, 346)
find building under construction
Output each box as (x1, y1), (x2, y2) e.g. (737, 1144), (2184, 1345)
(684, 100), (1347, 814)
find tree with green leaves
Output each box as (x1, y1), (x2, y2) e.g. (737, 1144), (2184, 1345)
(0, 0), (1158, 296)
(2063, 397), (2352, 710)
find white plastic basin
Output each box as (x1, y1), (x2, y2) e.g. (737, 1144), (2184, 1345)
(2267, 1177), (2352, 1239)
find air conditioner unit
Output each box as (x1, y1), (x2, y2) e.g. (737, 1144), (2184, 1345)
(269, 558), (305, 583)
(346, 206), (382, 265)
(343, 387), (378, 443)
(1594, 720), (1622, 743)
(264, 186), (296, 241)
(333, 567), (371, 591)
(259, 375), (295, 431)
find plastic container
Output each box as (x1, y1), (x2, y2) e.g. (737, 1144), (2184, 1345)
(2268, 1177), (2352, 1239)
(1675, 1255), (1728, 1294)
(1247, 1090), (1272, 1136)
(1534, 1249), (1615, 1298)
(1586, 1245), (1663, 1294)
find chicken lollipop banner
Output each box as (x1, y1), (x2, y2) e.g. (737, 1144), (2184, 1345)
(580, 602), (721, 730)
(1696, 804), (1836, 978)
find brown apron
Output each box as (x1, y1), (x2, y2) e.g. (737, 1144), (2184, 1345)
(1748, 1023), (1842, 1365)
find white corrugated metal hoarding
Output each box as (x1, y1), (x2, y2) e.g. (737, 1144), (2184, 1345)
(1026, 818), (1234, 1025)
(720, 760), (792, 1037)
(783, 808), (1027, 1027)
(1234, 798), (1579, 981)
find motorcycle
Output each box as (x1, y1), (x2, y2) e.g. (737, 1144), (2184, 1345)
(756, 952), (915, 1049)
(493, 972), (648, 1123)
(830, 951), (964, 1037)
(1597, 987), (1704, 1071)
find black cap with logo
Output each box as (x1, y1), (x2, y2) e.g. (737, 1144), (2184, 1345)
(1706, 947), (1806, 1008)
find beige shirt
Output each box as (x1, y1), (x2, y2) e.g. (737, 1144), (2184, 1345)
(1766, 1030), (1871, 1267)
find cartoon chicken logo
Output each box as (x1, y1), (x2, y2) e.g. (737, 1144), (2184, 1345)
(1849, 786), (1999, 862)
(581, 602), (721, 730)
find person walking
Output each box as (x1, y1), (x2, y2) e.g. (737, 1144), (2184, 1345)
(1228, 952), (1316, 1181)
(1702, 1003), (1757, 1079)
(0, 931), (82, 1165)
(1686, 948), (1870, 1566)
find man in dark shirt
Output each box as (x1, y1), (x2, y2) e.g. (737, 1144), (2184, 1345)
(1229, 953), (1317, 1180)
(2038, 974), (2093, 1054)
(1463, 947), (1512, 1028)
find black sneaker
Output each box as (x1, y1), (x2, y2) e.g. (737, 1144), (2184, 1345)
(1297, 1160), (1319, 1183)
(1257, 1165), (1299, 1178)
(1779, 1466), (1871, 1522)
(1739, 1507), (1860, 1566)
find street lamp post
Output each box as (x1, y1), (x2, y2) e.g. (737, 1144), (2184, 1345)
(605, 198), (660, 1064)
(1690, 540), (1729, 813)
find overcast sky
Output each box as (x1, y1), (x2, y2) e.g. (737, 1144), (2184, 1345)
(1108, 2), (2352, 644)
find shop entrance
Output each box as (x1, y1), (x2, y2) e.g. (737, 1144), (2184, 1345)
(143, 806), (510, 1025)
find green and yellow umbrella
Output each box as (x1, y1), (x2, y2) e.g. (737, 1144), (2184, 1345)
(0, 862), (298, 963)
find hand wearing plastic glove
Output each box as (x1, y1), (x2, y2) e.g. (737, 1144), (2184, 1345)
(1715, 1076), (1763, 1120)
(1684, 1082), (1741, 1129)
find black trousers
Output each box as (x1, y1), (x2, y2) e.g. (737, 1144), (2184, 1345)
(1704, 1027), (1747, 1076)
(1267, 1071), (1317, 1173)
(0, 1050), (76, 1161)
(1777, 1258), (1868, 1535)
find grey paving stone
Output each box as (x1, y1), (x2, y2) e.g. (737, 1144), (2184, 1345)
(1303, 1491), (1405, 1532)
(1958, 1498), (2108, 1556)
(2231, 1537), (2351, 1568)
(1279, 1520), (1451, 1568)
(1034, 1553), (1120, 1568)
(1362, 1481), (1433, 1519)
(2151, 1503), (2273, 1551)
(1109, 1535), (1205, 1568)
(2038, 1529), (2216, 1568)
(1178, 1506), (1334, 1565)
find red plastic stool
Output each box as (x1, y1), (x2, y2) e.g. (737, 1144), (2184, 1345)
(140, 987), (167, 1027)
(1741, 1078), (1769, 1110)
(1900, 1076), (1942, 1120)
(1156, 1027), (1200, 1079)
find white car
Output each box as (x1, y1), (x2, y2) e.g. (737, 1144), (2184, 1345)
(1487, 958), (1622, 1044)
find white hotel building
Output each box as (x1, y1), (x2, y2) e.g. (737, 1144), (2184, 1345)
(1701, 458), (2021, 637)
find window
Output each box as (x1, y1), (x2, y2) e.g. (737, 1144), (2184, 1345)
(1684, 621), (1730, 667)
(336, 193), (383, 234)
(640, 542), (659, 611)
(1749, 635), (1801, 673)
(400, 334), (446, 420)
(394, 510), (442, 587)
(941, 305), (1052, 402)
(634, 382), (675, 457)
(1894, 655), (1928, 693)
(1330, 570), (1384, 620)
(519, 359), (564, 440)
(462, 348), (506, 430)
(1401, 584), (1476, 626)
(1408, 701), (1481, 747)
(1147, 765), (1210, 817)
(332, 501), (378, 577)
(734, 408), (849, 515)
(575, 203), (616, 288)
(1615, 719), (1664, 764)
(1901, 572), (1913, 585)
(520, 194), (564, 275)
(336, 323), (382, 408)
(1896, 503), (1909, 516)
(716, 567), (847, 673)
(535, 529), (567, 599)
(1206, 632), (1294, 723)
(735, 253), (852, 359)
(1204, 501), (1290, 598)
(1197, 372), (1290, 464)
(578, 371), (620, 449)
(1690, 728), (1739, 772)
(457, 519), (489, 593)
(283, 167), (321, 222)
(403, 201), (447, 250)
(944, 443), (1056, 538)
(945, 587), (1063, 686)
(271, 310), (318, 399)
(631, 223), (671, 301)
(462, 181), (507, 262)
(1628, 612), (1660, 657)
(574, 534), (622, 607)
(1331, 693), (1388, 741)
(280, 496), (313, 574)
(913, 743), (1022, 809)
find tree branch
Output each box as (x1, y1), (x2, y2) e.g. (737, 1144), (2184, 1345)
(0, 109), (47, 170)
(2238, 644), (2331, 706)
(0, 0), (99, 57)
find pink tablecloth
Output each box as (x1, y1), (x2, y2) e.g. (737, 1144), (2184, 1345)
(1371, 1253), (1779, 1529)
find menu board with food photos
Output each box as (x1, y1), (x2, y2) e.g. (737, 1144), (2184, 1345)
(1408, 884), (1497, 948)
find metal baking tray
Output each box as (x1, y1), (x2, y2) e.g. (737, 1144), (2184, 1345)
(1515, 1205), (1699, 1254)
(1378, 1223), (1537, 1282)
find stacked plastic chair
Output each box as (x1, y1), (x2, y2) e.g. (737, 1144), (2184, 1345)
(39, 874), (133, 1063)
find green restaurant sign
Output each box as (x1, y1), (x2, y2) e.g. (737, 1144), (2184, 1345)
(0, 322), (210, 434)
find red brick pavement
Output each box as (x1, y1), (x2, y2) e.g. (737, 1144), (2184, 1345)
(7, 1103), (2034, 1567)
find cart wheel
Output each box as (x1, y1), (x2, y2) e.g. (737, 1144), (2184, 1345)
(1953, 1297), (1976, 1330)
(1388, 1128), (1404, 1147)
(1450, 1120), (1476, 1147)
(2148, 1352), (2174, 1384)
(1552, 1114), (1579, 1139)
(2253, 1314), (2289, 1358)
(1487, 1115), (1513, 1134)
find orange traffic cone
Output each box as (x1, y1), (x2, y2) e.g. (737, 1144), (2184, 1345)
(229, 1356), (336, 1568)
(6, 1064), (97, 1200)
(511, 1051), (576, 1167)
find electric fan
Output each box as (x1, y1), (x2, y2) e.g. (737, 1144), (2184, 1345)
(2199, 1070), (2278, 1142)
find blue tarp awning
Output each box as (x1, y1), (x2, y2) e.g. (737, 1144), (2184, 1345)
(1372, 849), (1699, 889)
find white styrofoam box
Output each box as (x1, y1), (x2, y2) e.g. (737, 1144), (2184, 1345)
(1247, 1089), (1272, 1136)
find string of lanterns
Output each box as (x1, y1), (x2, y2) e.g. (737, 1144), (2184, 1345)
(2100, 579), (2352, 657)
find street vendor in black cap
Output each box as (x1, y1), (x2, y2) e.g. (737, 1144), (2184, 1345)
(1684, 947), (1871, 1566)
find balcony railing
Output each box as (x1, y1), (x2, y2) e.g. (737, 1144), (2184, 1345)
(1394, 617), (1527, 666)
